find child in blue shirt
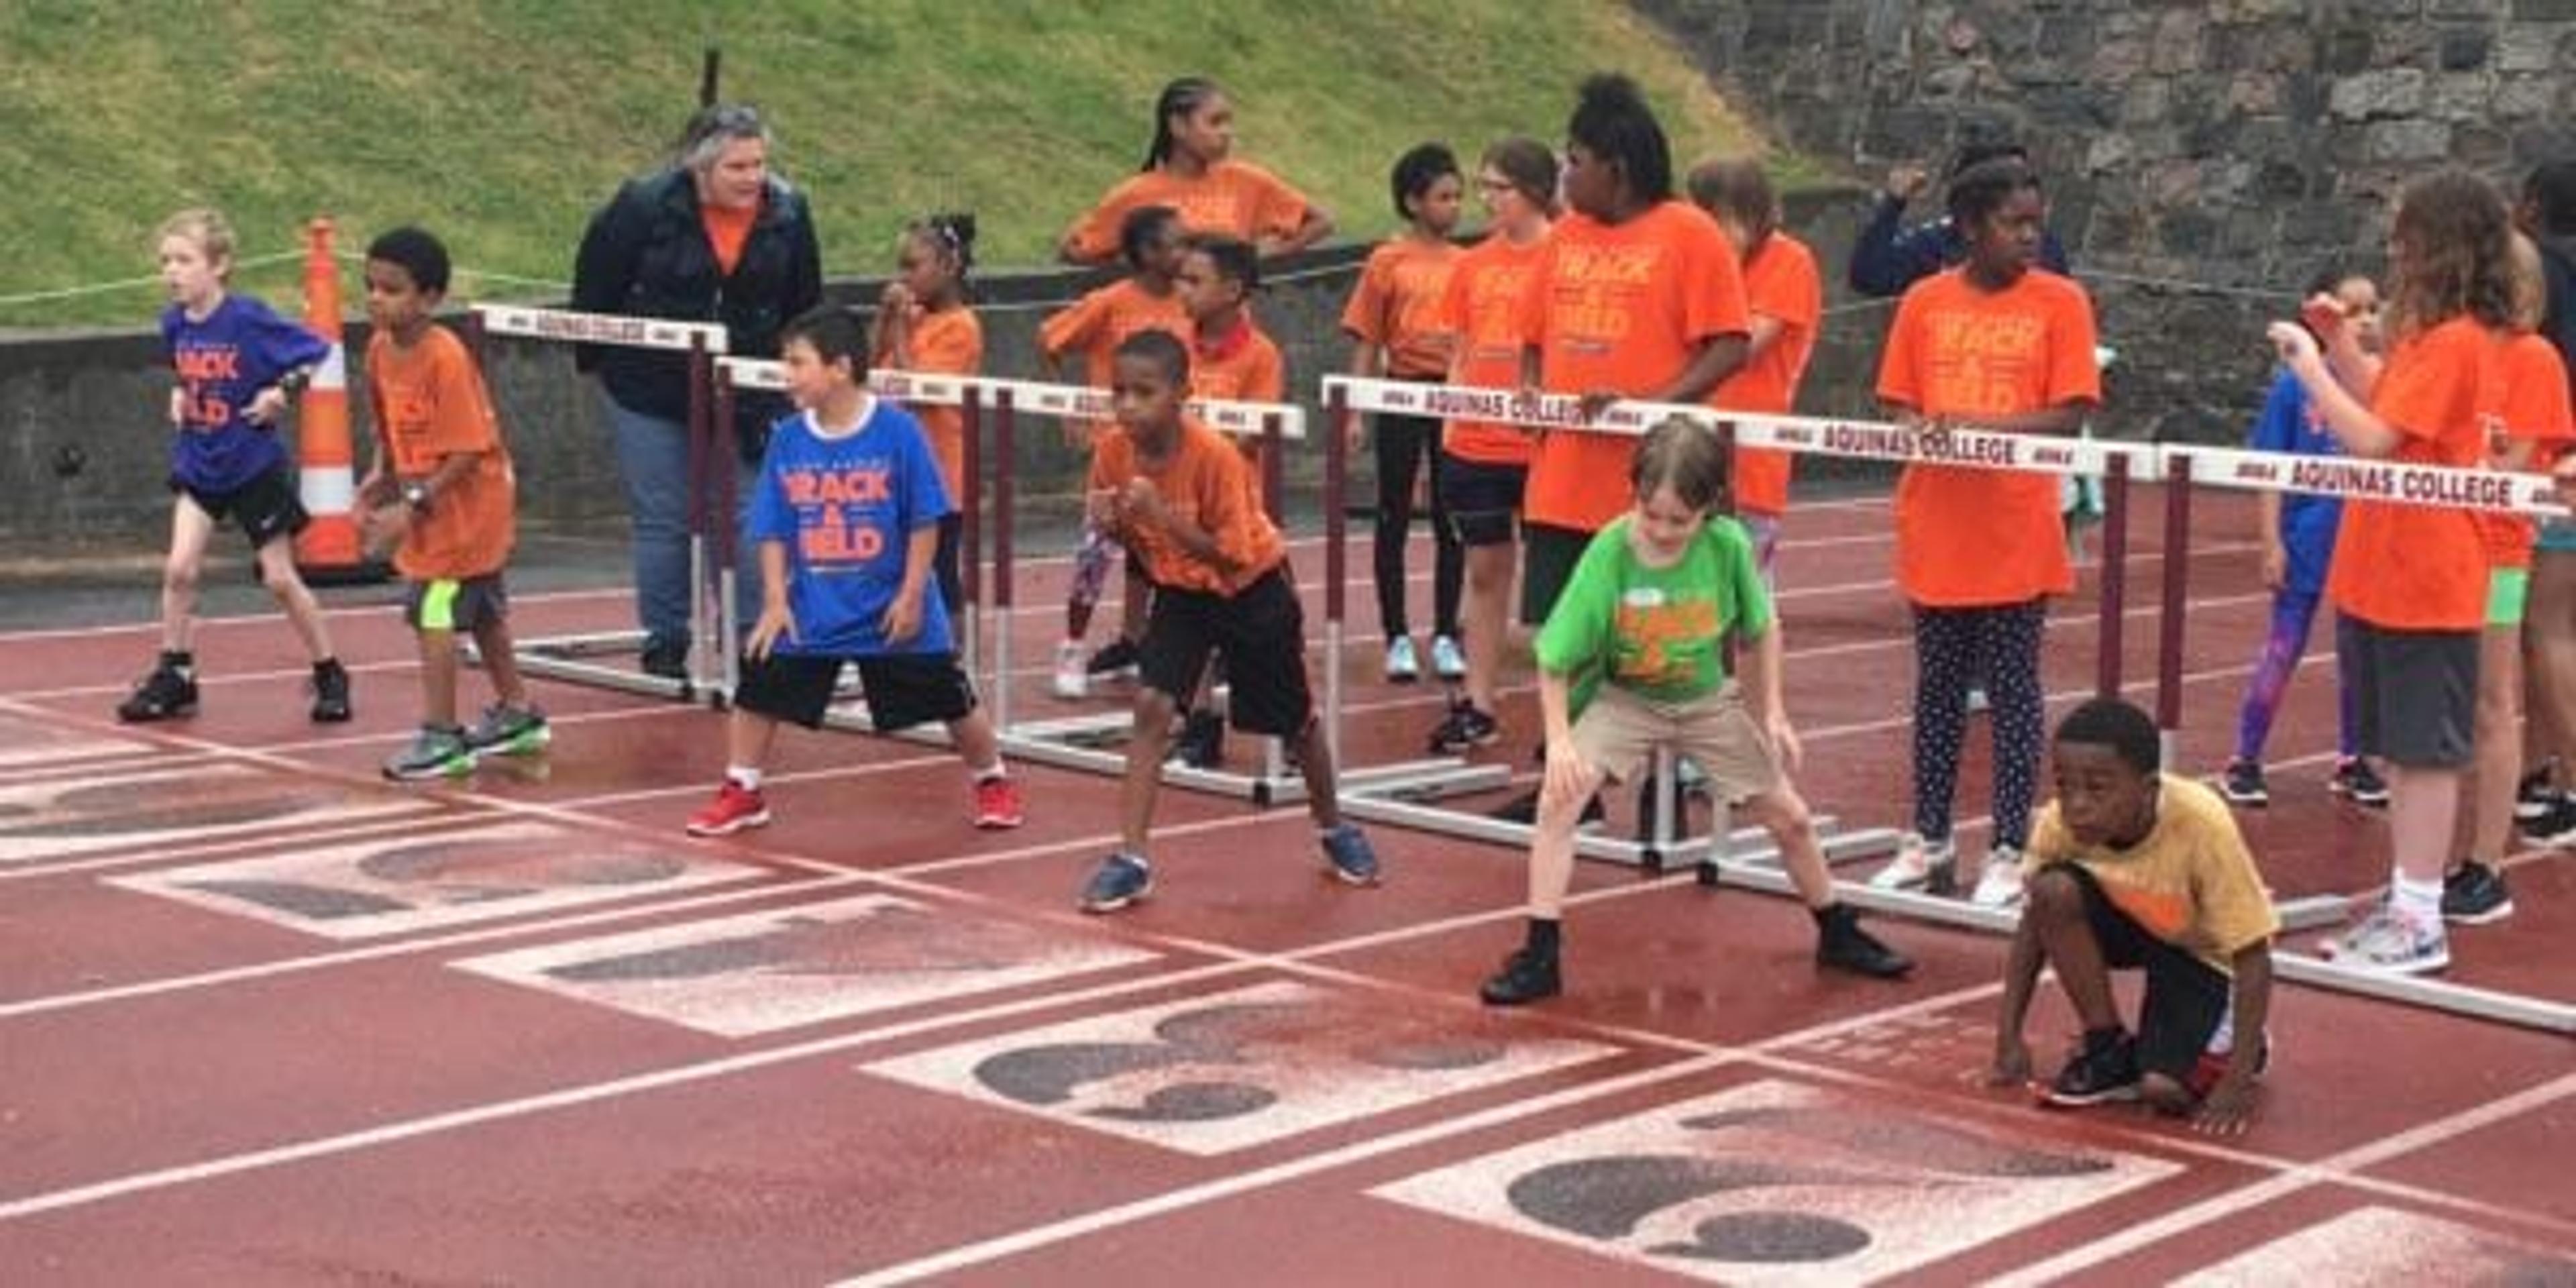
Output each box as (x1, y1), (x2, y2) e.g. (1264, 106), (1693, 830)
(118, 209), (350, 724)
(684, 307), (1023, 837)
(2218, 270), (2383, 810)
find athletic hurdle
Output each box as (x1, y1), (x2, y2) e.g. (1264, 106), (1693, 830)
(466, 304), (731, 704)
(2153, 440), (2573, 1034)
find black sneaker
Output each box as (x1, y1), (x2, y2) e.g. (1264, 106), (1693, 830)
(1814, 904), (1914, 979)
(1479, 947), (1561, 1006)
(309, 659), (352, 723)
(116, 659), (199, 722)
(2440, 862), (2515, 925)
(1487, 789), (1605, 827)
(2515, 761), (2561, 822)
(639, 638), (689, 681)
(2045, 1033), (2143, 1106)
(1427, 702), (1501, 755)
(1167, 709), (1224, 769)
(2524, 795), (2576, 847)
(1085, 638), (1142, 676)
(2329, 757), (2390, 808)
(2218, 759), (2267, 807)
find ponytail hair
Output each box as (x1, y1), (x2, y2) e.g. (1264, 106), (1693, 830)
(1142, 76), (1222, 172)
(909, 211), (979, 286)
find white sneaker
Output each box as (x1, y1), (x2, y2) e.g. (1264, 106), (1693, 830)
(1430, 634), (1466, 681)
(1972, 845), (2027, 908)
(1870, 832), (1956, 892)
(1052, 641), (1087, 700)
(1385, 636), (1420, 683)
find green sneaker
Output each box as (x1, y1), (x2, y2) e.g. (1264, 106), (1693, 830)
(384, 725), (473, 781)
(463, 703), (550, 759)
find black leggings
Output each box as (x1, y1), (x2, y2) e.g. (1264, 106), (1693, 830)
(1913, 600), (2047, 849)
(1373, 410), (1461, 639)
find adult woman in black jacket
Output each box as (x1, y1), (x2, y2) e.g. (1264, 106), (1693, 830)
(572, 103), (824, 678)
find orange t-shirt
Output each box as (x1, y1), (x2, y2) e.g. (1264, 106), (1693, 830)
(1062, 160), (1313, 263)
(1439, 231), (1549, 467)
(1876, 268), (2101, 606)
(1039, 278), (1191, 437)
(1087, 417), (1285, 596)
(877, 305), (984, 504)
(2475, 332), (2575, 570)
(1714, 231), (1823, 518)
(2327, 316), (2495, 630)
(702, 202), (755, 276)
(1191, 315), (1287, 403)
(1519, 201), (1750, 532)
(366, 325), (515, 581)
(1341, 237), (1460, 378)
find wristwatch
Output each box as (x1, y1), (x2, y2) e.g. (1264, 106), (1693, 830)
(402, 481), (433, 512)
(277, 368), (313, 398)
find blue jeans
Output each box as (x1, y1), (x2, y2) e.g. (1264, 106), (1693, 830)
(603, 392), (759, 649)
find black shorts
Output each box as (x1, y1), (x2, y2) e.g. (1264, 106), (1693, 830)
(2339, 616), (2477, 768)
(1140, 565), (1311, 736)
(178, 464), (308, 551)
(1440, 452), (1527, 548)
(1520, 522), (1593, 627)
(734, 650), (976, 732)
(2038, 863), (2233, 1083)
(403, 574), (510, 633)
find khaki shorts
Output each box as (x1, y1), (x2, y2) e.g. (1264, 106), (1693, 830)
(1570, 682), (1784, 804)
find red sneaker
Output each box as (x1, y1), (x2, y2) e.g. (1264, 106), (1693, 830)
(972, 775), (1025, 829)
(686, 781), (770, 837)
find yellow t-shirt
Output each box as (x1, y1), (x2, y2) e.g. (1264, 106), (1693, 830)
(2024, 773), (2280, 974)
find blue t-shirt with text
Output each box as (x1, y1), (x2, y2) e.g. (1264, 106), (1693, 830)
(744, 400), (953, 657)
(2247, 368), (2343, 595)
(162, 294), (331, 493)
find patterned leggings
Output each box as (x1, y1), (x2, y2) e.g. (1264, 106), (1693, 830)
(2233, 588), (2359, 763)
(1913, 600), (2047, 849)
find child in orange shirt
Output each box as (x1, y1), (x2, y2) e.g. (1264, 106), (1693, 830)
(1167, 233), (1287, 769)
(1344, 143), (1468, 686)
(2442, 231), (2575, 925)
(871, 211), (983, 620)
(1868, 158), (2102, 907)
(1426, 138), (1558, 756)
(1689, 157), (1823, 586)
(1059, 76), (1332, 266)
(356, 227), (547, 780)
(2265, 169), (2519, 975)
(1040, 205), (1191, 700)
(1075, 330), (1381, 912)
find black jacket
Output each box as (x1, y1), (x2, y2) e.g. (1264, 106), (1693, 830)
(571, 167), (823, 453)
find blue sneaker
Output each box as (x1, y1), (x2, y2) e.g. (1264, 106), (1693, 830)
(1318, 824), (1381, 885)
(1079, 853), (1153, 912)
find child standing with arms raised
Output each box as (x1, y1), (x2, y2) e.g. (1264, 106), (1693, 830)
(1868, 158), (2102, 909)
(1426, 138), (1558, 755)
(1479, 418), (1911, 1004)
(871, 212), (983, 619)
(1042, 205), (1192, 700)
(1075, 331), (1380, 912)
(2264, 169), (2519, 974)
(119, 209), (351, 725)
(1059, 76), (1332, 266)
(2218, 270), (2383, 810)
(685, 307), (1023, 837)
(358, 227), (547, 780)
(1343, 143), (1468, 684)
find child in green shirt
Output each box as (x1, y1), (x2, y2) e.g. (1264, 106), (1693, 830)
(1481, 417), (1913, 1004)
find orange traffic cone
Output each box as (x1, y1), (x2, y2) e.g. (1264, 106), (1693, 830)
(291, 217), (382, 583)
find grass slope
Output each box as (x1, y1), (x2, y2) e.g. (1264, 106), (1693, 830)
(0, 0), (1776, 328)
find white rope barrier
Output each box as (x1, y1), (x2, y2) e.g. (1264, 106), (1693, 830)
(716, 358), (1307, 441)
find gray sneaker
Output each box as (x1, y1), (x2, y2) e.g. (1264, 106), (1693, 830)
(1319, 823), (1381, 885)
(464, 703), (550, 759)
(384, 725), (473, 782)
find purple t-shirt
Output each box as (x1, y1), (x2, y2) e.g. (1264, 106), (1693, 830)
(162, 293), (331, 493)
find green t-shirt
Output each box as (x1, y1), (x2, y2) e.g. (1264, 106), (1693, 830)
(1534, 515), (1773, 706)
